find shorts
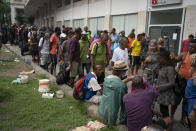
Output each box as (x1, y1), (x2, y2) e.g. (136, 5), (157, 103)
(132, 56), (140, 66)
(40, 54), (50, 66)
(50, 54), (57, 65)
(85, 95), (101, 104)
(70, 61), (83, 77)
(129, 55), (132, 65)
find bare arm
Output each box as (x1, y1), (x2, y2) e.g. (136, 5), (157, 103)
(170, 52), (186, 63)
(90, 54), (94, 68)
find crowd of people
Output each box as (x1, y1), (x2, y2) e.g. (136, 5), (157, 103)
(1, 23), (196, 131)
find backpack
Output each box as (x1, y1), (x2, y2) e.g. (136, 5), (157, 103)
(73, 74), (95, 100)
(56, 65), (70, 85)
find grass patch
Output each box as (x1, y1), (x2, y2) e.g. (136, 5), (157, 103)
(0, 76), (118, 130)
(0, 76), (92, 130)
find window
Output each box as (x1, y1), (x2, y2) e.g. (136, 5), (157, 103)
(64, 20), (70, 27)
(89, 17), (104, 36)
(64, 0), (70, 5)
(57, 0), (62, 8)
(73, 19), (84, 29)
(57, 21), (62, 28)
(112, 14), (137, 36)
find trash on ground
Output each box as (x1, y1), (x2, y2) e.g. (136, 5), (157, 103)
(73, 121), (106, 131)
(72, 126), (93, 131)
(24, 58), (31, 64)
(42, 93), (54, 99)
(4, 49), (10, 53)
(38, 79), (50, 93)
(12, 78), (22, 84)
(87, 121), (106, 130)
(14, 58), (20, 62)
(56, 90), (64, 99)
(19, 70), (35, 75)
(18, 75), (29, 84)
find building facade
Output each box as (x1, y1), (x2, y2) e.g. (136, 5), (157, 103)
(10, 0), (27, 24)
(25, 0), (196, 54)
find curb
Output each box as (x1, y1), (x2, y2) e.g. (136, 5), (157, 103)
(4, 44), (99, 117)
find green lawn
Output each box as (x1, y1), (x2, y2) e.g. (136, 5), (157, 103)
(0, 47), (118, 131)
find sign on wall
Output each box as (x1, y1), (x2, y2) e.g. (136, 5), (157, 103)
(152, 0), (182, 7)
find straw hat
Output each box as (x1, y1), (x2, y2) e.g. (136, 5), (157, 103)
(113, 61), (129, 71)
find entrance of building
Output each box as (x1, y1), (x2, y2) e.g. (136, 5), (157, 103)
(148, 8), (185, 55)
(149, 26), (181, 55)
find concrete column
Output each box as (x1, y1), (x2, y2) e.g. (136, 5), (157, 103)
(104, 0), (112, 30)
(70, 0), (74, 27)
(183, 5), (196, 40)
(136, 11), (147, 34)
(84, 17), (88, 27)
(11, 5), (16, 24)
(104, 15), (111, 31)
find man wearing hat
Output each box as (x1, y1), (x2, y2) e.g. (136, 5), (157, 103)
(79, 31), (90, 75)
(98, 61), (134, 125)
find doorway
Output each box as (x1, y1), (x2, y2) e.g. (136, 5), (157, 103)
(149, 26), (181, 55)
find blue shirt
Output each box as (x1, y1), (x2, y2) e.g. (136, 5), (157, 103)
(185, 79), (196, 115)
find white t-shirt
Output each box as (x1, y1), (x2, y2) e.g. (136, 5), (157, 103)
(112, 47), (129, 66)
(38, 37), (50, 54)
(112, 47), (129, 76)
(87, 72), (101, 91)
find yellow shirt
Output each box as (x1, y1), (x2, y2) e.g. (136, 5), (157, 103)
(131, 39), (141, 56)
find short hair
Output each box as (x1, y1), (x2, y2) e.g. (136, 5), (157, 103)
(159, 48), (170, 61)
(190, 54), (196, 67)
(150, 39), (158, 46)
(112, 28), (116, 32)
(137, 34), (141, 38)
(141, 33), (146, 37)
(55, 27), (61, 33)
(132, 76), (144, 89)
(103, 30), (108, 34)
(75, 27), (82, 34)
(189, 34), (194, 38)
(120, 37), (128, 44)
(93, 64), (102, 71)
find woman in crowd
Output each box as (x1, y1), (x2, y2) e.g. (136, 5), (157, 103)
(29, 30), (39, 63)
(156, 49), (175, 117)
(144, 40), (159, 84)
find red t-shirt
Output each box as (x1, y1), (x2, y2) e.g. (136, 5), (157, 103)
(50, 33), (59, 55)
(181, 40), (189, 53)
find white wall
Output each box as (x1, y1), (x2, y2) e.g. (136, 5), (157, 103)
(111, 0), (147, 15)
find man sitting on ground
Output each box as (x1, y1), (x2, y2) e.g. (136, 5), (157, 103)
(83, 65), (103, 104)
(98, 61), (134, 125)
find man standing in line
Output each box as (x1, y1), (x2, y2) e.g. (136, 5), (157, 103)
(69, 28), (83, 88)
(130, 34), (142, 75)
(111, 37), (129, 77)
(91, 33), (109, 83)
(49, 27), (61, 75)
